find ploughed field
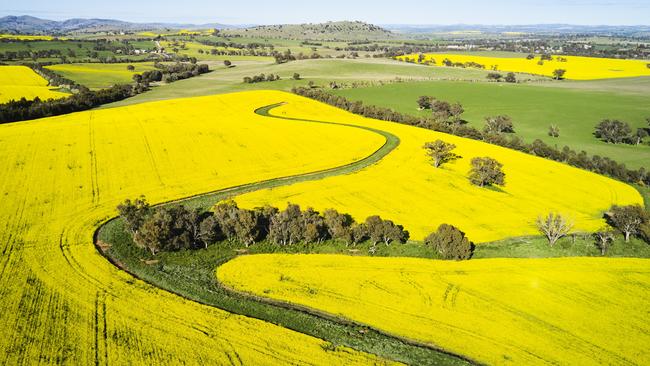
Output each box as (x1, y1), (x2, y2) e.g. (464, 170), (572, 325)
(0, 90), (393, 364)
(398, 53), (650, 80)
(218, 254), (650, 365)
(0, 65), (69, 103)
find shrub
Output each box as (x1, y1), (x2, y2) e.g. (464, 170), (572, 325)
(424, 224), (473, 260)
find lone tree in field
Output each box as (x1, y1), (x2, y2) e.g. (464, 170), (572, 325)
(594, 227), (616, 255)
(536, 213), (573, 246)
(594, 119), (632, 144)
(424, 224), (473, 260)
(468, 157), (505, 187)
(223, 60), (232, 67)
(484, 115), (515, 134)
(504, 72), (516, 83)
(292, 73), (301, 80)
(552, 69), (566, 80)
(423, 140), (459, 168)
(126, 64), (135, 71)
(607, 205), (648, 242)
(548, 124), (560, 138)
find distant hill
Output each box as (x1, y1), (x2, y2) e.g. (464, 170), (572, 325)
(0, 15), (239, 34)
(384, 23), (650, 36)
(224, 21), (395, 40)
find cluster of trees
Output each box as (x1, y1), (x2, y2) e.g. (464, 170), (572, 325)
(536, 205), (650, 253)
(243, 74), (281, 83)
(594, 119), (649, 145)
(133, 62), (209, 84)
(0, 84), (136, 124)
(274, 49), (297, 64)
(292, 87), (650, 186)
(423, 140), (505, 187)
(417, 96), (464, 124)
(486, 72), (517, 83)
(118, 198), (410, 255)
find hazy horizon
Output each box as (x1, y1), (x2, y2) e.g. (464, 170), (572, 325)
(1, 0), (649, 26)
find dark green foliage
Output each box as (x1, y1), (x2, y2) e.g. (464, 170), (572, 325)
(504, 72), (517, 83)
(469, 157), (505, 187)
(243, 73), (281, 83)
(424, 224), (473, 260)
(607, 205), (649, 242)
(292, 73), (301, 80)
(364, 215), (409, 246)
(117, 196), (150, 235)
(486, 72), (502, 81)
(552, 68), (566, 80)
(417, 95), (433, 110)
(484, 115), (515, 134)
(423, 140), (458, 168)
(594, 119), (632, 144)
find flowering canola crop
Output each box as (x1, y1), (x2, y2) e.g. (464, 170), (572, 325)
(0, 90), (392, 364)
(0, 65), (69, 103)
(234, 99), (642, 242)
(218, 254), (650, 365)
(397, 53), (650, 80)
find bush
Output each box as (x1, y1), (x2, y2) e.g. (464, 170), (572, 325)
(424, 224), (473, 260)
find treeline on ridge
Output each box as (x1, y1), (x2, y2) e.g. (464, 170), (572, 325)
(292, 87), (650, 186)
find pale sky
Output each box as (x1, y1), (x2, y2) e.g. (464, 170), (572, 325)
(2, 0), (649, 25)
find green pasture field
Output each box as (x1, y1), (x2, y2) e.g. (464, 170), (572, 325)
(332, 79), (650, 169)
(45, 62), (157, 89)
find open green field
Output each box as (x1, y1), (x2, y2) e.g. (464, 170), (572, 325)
(332, 80), (650, 169)
(105, 58), (546, 108)
(45, 62), (157, 88)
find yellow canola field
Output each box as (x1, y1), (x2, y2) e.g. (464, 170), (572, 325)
(234, 99), (642, 242)
(0, 34), (63, 40)
(0, 90), (391, 364)
(0, 65), (69, 103)
(398, 53), (650, 80)
(218, 254), (650, 365)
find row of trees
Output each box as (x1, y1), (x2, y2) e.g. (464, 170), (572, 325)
(291, 87), (650, 186)
(594, 119), (649, 145)
(0, 84), (136, 124)
(118, 198), (410, 255)
(243, 74), (281, 83)
(486, 72), (517, 83)
(132, 62), (210, 85)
